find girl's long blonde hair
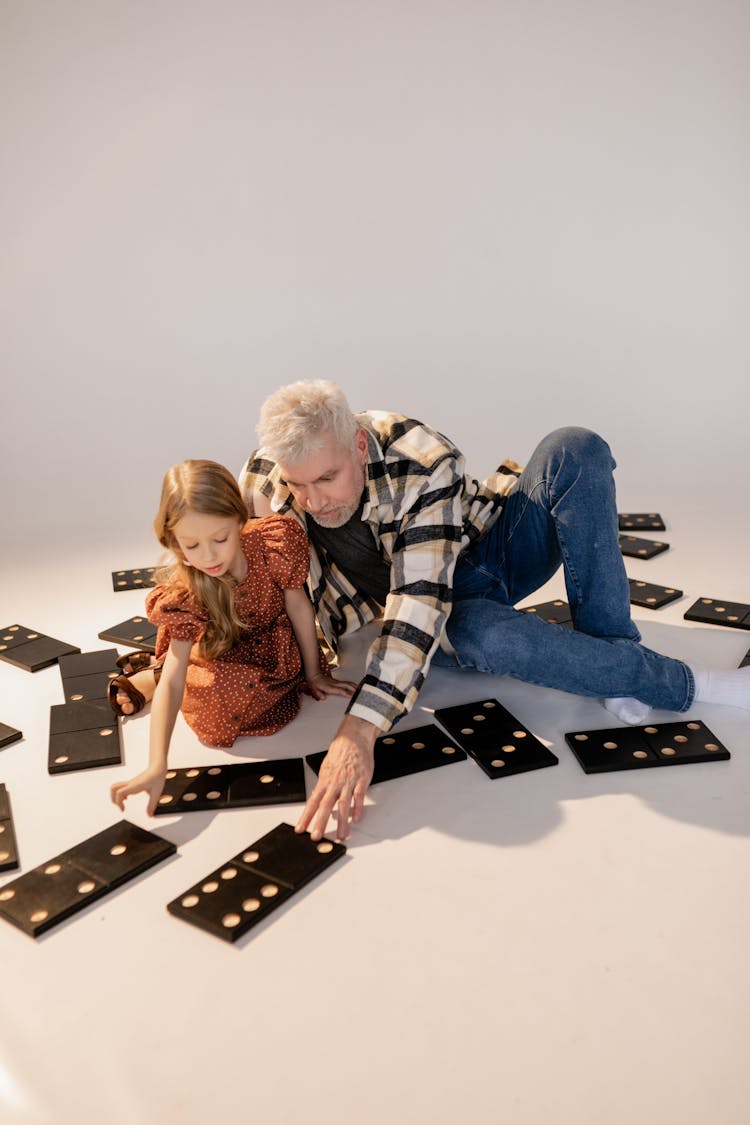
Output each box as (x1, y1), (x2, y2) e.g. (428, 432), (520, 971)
(153, 460), (249, 659)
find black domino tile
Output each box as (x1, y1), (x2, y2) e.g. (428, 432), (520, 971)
(167, 862), (295, 943)
(233, 822), (346, 892)
(64, 820), (178, 891)
(628, 579), (683, 609)
(60, 670), (120, 703)
(50, 699), (114, 736)
(48, 727), (122, 773)
(0, 820), (175, 938)
(0, 624), (80, 672)
(155, 767), (231, 813)
(565, 720), (731, 774)
(618, 513), (666, 532)
(59, 649), (121, 680)
(520, 600), (573, 627)
(0, 784), (20, 872)
(97, 616), (158, 652)
(565, 726), (659, 773)
(305, 722), (466, 785)
(154, 759), (306, 815)
(111, 567), (158, 592)
(48, 699), (121, 774)
(226, 759), (306, 807)
(434, 697), (559, 779)
(0, 625), (37, 653)
(0, 723), (23, 750)
(640, 721), (730, 764)
(618, 535), (670, 559)
(684, 597), (750, 631)
(167, 823), (345, 944)
(0, 786), (13, 821)
(59, 649), (121, 702)
(0, 861), (109, 937)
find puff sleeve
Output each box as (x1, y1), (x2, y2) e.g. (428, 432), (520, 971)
(146, 585), (208, 644)
(259, 515), (310, 590)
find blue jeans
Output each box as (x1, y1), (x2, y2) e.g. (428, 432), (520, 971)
(433, 427), (694, 712)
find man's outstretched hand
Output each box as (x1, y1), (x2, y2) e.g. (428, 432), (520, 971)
(296, 714), (377, 841)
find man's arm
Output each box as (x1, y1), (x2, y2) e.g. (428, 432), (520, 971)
(238, 451), (280, 518)
(347, 453), (466, 728)
(295, 713), (377, 841)
(297, 455), (467, 840)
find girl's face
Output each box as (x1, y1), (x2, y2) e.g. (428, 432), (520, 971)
(172, 510), (246, 581)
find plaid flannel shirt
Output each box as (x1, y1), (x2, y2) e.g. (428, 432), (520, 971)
(238, 411), (521, 732)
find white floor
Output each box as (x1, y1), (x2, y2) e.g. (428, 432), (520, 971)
(3, 1), (749, 1118)
(1, 515), (749, 1125)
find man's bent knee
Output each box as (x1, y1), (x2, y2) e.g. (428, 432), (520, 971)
(536, 426), (615, 473)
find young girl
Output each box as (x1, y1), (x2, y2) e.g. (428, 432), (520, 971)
(109, 459), (355, 815)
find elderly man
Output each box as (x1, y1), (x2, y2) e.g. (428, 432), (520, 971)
(240, 380), (749, 841)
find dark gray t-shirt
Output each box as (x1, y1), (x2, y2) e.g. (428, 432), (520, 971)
(306, 498), (391, 609)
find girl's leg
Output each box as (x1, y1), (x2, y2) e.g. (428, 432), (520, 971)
(114, 662), (161, 715)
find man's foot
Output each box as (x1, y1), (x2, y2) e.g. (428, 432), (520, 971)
(692, 665), (750, 710)
(604, 696), (651, 725)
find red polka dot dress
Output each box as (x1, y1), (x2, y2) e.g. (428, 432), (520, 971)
(146, 515), (322, 747)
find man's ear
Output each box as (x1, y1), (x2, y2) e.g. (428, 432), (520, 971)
(355, 427), (368, 463)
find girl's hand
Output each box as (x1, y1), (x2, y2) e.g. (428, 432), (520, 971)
(110, 765), (168, 817)
(304, 673), (358, 701)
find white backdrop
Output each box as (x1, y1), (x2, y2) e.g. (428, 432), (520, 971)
(2, 0), (748, 567)
(1, 6), (750, 1125)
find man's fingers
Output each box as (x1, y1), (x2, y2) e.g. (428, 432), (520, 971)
(309, 782), (340, 841)
(302, 763), (345, 840)
(295, 793), (320, 834)
(295, 775), (330, 833)
(296, 733), (374, 838)
(335, 781), (356, 840)
(351, 779), (367, 823)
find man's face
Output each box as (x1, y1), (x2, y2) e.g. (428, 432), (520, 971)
(279, 429), (368, 528)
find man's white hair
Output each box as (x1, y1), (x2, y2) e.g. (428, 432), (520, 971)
(257, 380), (359, 465)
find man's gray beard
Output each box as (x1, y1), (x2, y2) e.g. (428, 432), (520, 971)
(308, 501), (360, 529)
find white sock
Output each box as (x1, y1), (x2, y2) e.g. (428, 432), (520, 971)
(604, 696), (651, 725)
(691, 665), (750, 710)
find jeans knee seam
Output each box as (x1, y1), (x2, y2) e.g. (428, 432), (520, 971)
(553, 526), (583, 605)
(503, 479), (545, 551)
(458, 554), (506, 593)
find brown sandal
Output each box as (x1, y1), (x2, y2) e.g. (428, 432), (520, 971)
(108, 663), (163, 717)
(115, 650), (156, 675)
